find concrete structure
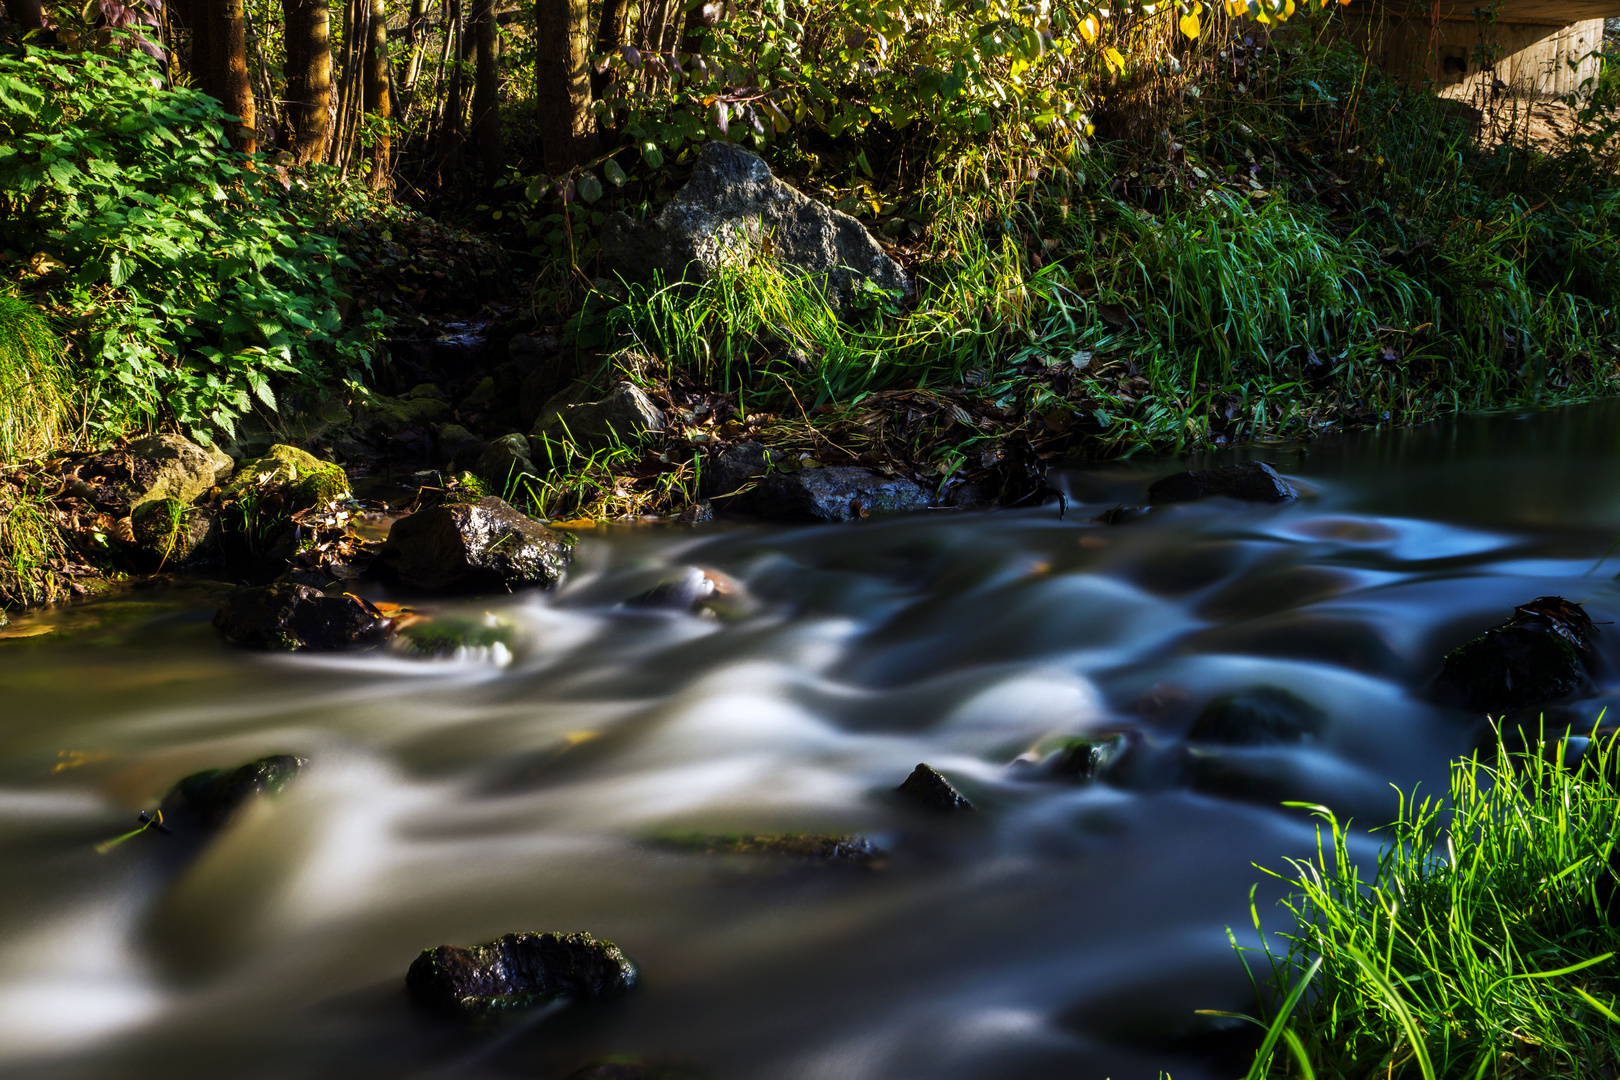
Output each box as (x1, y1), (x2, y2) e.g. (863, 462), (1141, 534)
(1344, 2), (1611, 99)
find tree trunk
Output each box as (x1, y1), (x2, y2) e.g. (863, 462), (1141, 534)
(535, 0), (595, 173)
(2, 0), (46, 31)
(363, 0), (393, 188)
(283, 0), (333, 163)
(216, 0), (258, 152)
(435, 0), (468, 180)
(590, 0), (628, 99)
(469, 0), (501, 180)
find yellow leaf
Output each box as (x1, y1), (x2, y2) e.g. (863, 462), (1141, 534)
(1283, 0), (1296, 16)
(1079, 13), (1100, 44)
(1103, 46), (1127, 74)
(1178, 9), (1201, 36)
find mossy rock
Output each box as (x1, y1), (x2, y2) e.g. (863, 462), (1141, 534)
(405, 932), (638, 1018)
(394, 613), (516, 657)
(227, 444), (351, 512)
(1438, 624), (1583, 714)
(130, 498), (218, 569)
(158, 754), (306, 829)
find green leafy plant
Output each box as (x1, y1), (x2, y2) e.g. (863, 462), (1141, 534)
(0, 45), (386, 445)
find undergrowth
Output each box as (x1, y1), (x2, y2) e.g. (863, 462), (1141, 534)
(1236, 730), (1620, 1079)
(0, 291), (72, 462)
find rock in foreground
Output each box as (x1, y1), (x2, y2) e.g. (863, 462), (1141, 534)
(160, 754), (306, 829)
(376, 496), (572, 591)
(896, 763), (974, 811)
(745, 467), (930, 523)
(213, 582), (389, 650)
(600, 140), (911, 307)
(406, 932), (638, 1017)
(1147, 461), (1295, 504)
(1436, 596), (1595, 714)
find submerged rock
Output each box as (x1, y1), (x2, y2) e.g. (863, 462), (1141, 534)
(213, 582), (390, 650)
(1188, 687), (1326, 746)
(159, 754), (306, 829)
(392, 612), (516, 658)
(1147, 461), (1295, 505)
(562, 1059), (714, 1080)
(376, 496), (572, 591)
(406, 932), (638, 1017)
(227, 444), (351, 511)
(1045, 734), (1129, 781)
(532, 382), (665, 453)
(656, 832), (883, 864)
(896, 763), (974, 811)
(745, 467), (931, 523)
(599, 140), (911, 307)
(1435, 596), (1595, 714)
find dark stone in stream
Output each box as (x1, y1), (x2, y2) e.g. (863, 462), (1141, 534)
(406, 932), (638, 1017)
(375, 496), (572, 591)
(1434, 596), (1595, 714)
(655, 832), (883, 864)
(213, 582), (390, 650)
(562, 1060), (715, 1080)
(159, 754), (306, 829)
(1146, 461), (1295, 504)
(1092, 503), (1150, 525)
(744, 467), (931, 523)
(1047, 734), (1129, 780)
(700, 440), (769, 499)
(1187, 687), (1326, 746)
(895, 763), (974, 811)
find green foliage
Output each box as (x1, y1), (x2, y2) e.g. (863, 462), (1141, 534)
(0, 291), (72, 461)
(0, 46), (386, 445)
(1239, 734), (1620, 1079)
(0, 470), (71, 609)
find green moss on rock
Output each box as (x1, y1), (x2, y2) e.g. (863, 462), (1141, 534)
(228, 444), (351, 512)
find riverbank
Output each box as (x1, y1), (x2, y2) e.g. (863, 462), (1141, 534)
(6, 20), (1620, 612)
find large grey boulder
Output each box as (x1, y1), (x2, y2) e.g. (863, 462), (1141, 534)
(743, 466), (930, 523)
(65, 434), (233, 515)
(600, 141), (912, 307)
(376, 496), (572, 591)
(532, 382), (665, 453)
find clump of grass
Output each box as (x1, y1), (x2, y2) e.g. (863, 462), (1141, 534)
(0, 292), (73, 462)
(1234, 731), (1620, 1079)
(0, 470), (71, 609)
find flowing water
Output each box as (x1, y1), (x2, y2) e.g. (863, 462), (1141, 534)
(4, 403), (1620, 1080)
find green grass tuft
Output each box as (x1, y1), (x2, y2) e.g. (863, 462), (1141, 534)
(0, 292), (72, 463)
(1238, 728), (1620, 1079)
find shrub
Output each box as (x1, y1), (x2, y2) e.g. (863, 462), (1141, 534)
(0, 45), (387, 446)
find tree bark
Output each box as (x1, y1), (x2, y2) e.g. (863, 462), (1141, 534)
(535, 0), (595, 172)
(591, 0), (628, 99)
(211, 0), (257, 152)
(363, 0), (393, 188)
(283, 0), (333, 163)
(435, 0), (468, 179)
(2, 0), (46, 31)
(469, 0), (502, 180)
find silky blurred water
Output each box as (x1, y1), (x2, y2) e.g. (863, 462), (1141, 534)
(2, 402), (1619, 1080)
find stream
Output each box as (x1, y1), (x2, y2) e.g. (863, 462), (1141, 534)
(3, 402), (1619, 1080)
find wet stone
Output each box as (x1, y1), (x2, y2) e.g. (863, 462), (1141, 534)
(562, 1060), (714, 1080)
(213, 582), (389, 650)
(405, 932), (638, 1018)
(746, 466), (931, 523)
(1436, 596), (1595, 714)
(1187, 687), (1326, 746)
(130, 499), (217, 569)
(1047, 734), (1128, 781)
(700, 440), (769, 499)
(376, 496), (572, 592)
(896, 763), (974, 811)
(656, 832), (883, 864)
(159, 754), (306, 829)
(1147, 461), (1296, 505)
